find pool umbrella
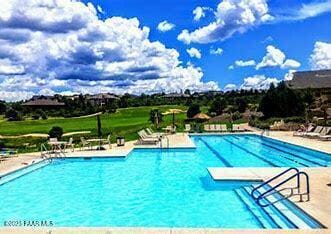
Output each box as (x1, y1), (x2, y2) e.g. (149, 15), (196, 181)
(192, 113), (211, 121)
(162, 109), (186, 127)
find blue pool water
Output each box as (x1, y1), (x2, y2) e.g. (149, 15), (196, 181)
(0, 134), (329, 228)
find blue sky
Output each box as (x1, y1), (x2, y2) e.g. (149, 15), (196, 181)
(87, 0), (331, 87)
(0, 0), (330, 101)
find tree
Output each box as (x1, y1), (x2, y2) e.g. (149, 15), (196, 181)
(259, 82), (305, 119)
(209, 97), (227, 115)
(0, 101), (6, 114)
(187, 104), (201, 118)
(149, 109), (163, 126)
(184, 89), (191, 95)
(48, 126), (63, 139)
(5, 108), (23, 121)
(235, 97), (247, 113)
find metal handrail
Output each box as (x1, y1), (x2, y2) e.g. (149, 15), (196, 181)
(256, 171), (310, 207)
(251, 167), (299, 199)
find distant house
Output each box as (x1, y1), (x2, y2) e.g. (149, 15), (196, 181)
(86, 93), (119, 106)
(286, 70), (331, 121)
(162, 93), (190, 99)
(22, 98), (65, 109)
(286, 70), (331, 90)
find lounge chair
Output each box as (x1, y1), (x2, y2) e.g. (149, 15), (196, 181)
(293, 125), (315, 137)
(204, 124), (210, 132)
(316, 127), (331, 140)
(64, 137), (75, 152)
(146, 128), (163, 137)
(215, 124), (221, 132)
(80, 137), (92, 150)
(184, 124), (191, 134)
(0, 149), (17, 162)
(232, 124), (245, 132)
(221, 124), (227, 132)
(318, 127), (331, 141)
(137, 130), (160, 145)
(209, 124), (216, 132)
(305, 126), (324, 138)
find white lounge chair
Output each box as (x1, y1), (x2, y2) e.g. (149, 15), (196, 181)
(305, 126), (324, 138)
(209, 124), (216, 132)
(221, 124), (227, 132)
(137, 130), (160, 145)
(316, 127), (331, 140)
(204, 124), (210, 132)
(102, 134), (112, 148)
(318, 127), (331, 141)
(293, 125), (315, 137)
(232, 124), (245, 132)
(215, 124), (221, 132)
(146, 128), (163, 137)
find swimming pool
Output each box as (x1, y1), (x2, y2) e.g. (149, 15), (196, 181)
(0, 134), (329, 228)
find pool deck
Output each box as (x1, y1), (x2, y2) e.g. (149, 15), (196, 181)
(0, 131), (330, 233)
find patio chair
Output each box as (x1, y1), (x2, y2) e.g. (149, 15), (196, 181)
(80, 137), (92, 150)
(209, 124), (216, 132)
(215, 124), (221, 132)
(304, 126), (324, 138)
(49, 138), (58, 143)
(184, 124), (191, 134)
(64, 137), (75, 152)
(204, 124), (210, 132)
(102, 134), (112, 149)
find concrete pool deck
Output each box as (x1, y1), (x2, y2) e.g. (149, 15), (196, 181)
(0, 131), (330, 233)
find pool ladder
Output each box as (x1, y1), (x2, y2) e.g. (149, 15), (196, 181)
(160, 135), (169, 148)
(40, 143), (66, 160)
(251, 168), (310, 207)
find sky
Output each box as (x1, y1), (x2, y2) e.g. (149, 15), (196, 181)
(0, 0), (331, 101)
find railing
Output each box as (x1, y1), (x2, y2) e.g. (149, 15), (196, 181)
(40, 143), (66, 160)
(261, 129), (270, 136)
(251, 167), (310, 207)
(160, 135), (170, 148)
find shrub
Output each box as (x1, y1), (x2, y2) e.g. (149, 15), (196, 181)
(232, 111), (242, 121)
(5, 108), (23, 121)
(48, 126), (63, 139)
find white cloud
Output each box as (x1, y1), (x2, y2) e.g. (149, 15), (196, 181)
(235, 60), (256, 67)
(193, 6), (212, 21)
(157, 20), (175, 32)
(310, 41), (331, 70)
(0, 91), (34, 102)
(97, 5), (104, 14)
(224, 84), (237, 91)
(240, 75), (279, 90)
(0, 0), (218, 101)
(178, 0), (273, 44)
(210, 47), (223, 55)
(228, 65), (234, 70)
(276, 0), (331, 21)
(281, 59), (301, 69)
(186, 48), (202, 59)
(256, 45), (301, 70)
(284, 70), (296, 81)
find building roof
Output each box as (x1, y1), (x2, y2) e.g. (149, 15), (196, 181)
(286, 70), (331, 89)
(22, 99), (65, 106)
(86, 93), (119, 100)
(163, 93), (190, 98)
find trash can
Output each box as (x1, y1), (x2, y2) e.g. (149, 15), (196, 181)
(116, 136), (125, 146)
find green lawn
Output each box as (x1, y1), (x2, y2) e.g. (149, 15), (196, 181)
(0, 105), (189, 152)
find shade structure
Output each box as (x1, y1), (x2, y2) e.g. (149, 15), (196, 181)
(192, 113), (211, 120)
(162, 109), (186, 126)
